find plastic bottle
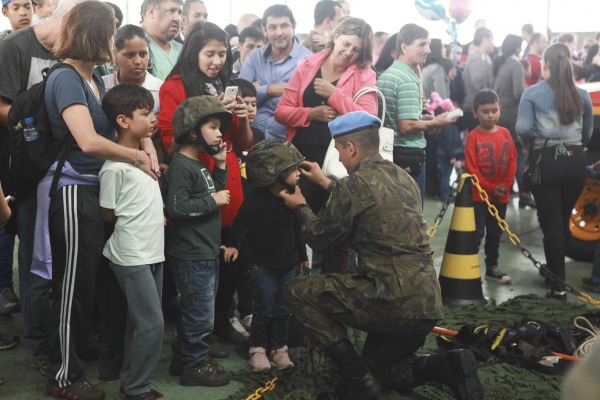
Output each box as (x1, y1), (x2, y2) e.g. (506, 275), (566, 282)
(23, 117), (40, 142)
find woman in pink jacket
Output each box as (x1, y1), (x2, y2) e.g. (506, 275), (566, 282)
(275, 17), (376, 273)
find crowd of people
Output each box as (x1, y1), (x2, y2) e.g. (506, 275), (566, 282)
(0, 1), (598, 400)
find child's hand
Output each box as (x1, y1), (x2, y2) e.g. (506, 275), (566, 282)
(593, 160), (600, 171)
(221, 246), (238, 262)
(492, 184), (507, 199)
(231, 96), (248, 119)
(212, 189), (230, 206)
(210, 142), (228, 163)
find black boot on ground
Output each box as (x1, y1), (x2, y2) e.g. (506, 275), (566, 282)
(412, 349), (484, 400)
(317, 339), (381, 400)
(212, 312), (248, 345)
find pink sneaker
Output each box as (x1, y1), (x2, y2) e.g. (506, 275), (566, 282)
(270, 346), (294, 370)
(249, 347), (271, 371)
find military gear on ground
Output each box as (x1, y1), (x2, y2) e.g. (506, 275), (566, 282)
(412, 349), (484, 400)
(172, 95), (232, 145)
(246, 139), (305, 188)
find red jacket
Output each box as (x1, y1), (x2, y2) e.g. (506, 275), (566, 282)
(158, 74), (249, 228)
(465, 126), (517, 204)
(274, 50), (378, 142)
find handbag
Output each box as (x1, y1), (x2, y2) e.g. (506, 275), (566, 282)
(321, 87), (394, 179)
(392, 146), (426, 176)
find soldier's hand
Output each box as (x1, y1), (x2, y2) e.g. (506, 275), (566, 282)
(299, 160), (331, 190)
(279, 186), (307, 209)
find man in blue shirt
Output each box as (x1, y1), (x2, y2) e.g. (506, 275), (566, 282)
(239, 4), (311, 140)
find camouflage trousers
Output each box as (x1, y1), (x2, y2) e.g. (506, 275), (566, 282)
(285, 274), (437, 388)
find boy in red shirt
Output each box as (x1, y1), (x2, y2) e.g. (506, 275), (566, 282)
(465, 89), (517, 284)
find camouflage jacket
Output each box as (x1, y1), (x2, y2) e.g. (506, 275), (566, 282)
(295, 153), (444, 320)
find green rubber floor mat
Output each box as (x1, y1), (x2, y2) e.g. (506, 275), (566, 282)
(225, 295), (593, 400)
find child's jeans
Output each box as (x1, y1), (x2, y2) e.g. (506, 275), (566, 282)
(474, 201), (507, 268)
(169, 256), (219, 370)
(247, 263), (294, 350)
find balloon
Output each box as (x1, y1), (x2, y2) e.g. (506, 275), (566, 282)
(415, 0), (447, 21)
(449, 0), (472, 24)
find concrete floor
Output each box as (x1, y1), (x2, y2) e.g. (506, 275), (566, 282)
(0, 194), (597, 400)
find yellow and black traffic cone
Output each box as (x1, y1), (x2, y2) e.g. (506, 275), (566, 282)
(438, 173), (489, 305)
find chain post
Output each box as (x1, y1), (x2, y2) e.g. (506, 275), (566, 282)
(469, 175), (600, 309)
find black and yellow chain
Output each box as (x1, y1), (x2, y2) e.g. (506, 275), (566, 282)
(427, 173), (600, 308)
(426, 178), (459, 238)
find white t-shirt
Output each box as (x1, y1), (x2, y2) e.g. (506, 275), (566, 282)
(100, 161), (165, 266)
(102, 72), (163, 115)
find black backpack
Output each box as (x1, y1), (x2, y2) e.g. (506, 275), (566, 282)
(8, 62), (83, 197)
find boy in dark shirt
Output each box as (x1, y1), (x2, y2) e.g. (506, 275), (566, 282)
(223, 139), (308, 371)
(163, 96), (232, 387)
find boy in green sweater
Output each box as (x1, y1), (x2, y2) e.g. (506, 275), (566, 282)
(163, 96), (232, 387)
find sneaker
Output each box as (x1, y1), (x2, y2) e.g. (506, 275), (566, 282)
(97, 368), (120, 381)
(270, 346), (294, 370)
(240, 314), (252, 331)
(0, 333), (19, 350)
(124, 389), (166, 400)
(485, 267), (512, 284)
(0, 288), (20, 315)
(249, 347), (271, 372)
(206, 335), (229, 358)
(230, 316), (250, 338)
(212, 324), (249, 345)
(582, 277), (600, 293)
(180, 358), (232, 387)
(47, 379), (106, 400)
(31, 353), (50, 377)
(519, 193), (537, 209)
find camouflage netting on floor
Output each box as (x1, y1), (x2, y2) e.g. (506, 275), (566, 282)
(225, 295), (595, 400)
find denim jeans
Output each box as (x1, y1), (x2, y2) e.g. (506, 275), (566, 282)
(18, 194), (50, 355)
(474, 201), (507, 269)
(248, 263), (294, 350)
(169, 256), (219, 369)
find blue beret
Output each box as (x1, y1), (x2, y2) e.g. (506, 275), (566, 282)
(328, 111), (381, 139)
(2, 0), (12, 5)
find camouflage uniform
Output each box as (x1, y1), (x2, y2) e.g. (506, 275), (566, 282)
(285, 153), (444, 386)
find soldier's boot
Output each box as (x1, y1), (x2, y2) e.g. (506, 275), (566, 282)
(412, 349), (484, 400)
(317, 339), (381, 400)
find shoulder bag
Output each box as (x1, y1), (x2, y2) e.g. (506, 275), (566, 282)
(321, 87), (394, 179)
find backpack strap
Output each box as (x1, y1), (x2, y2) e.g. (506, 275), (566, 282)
(47, 62), (90, 197)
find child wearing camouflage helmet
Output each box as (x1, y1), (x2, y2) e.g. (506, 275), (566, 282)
(163, 95), (233, 387)
(223, 139), (309, 372)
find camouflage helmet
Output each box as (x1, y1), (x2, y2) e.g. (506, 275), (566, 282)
(172, 95), (233, 144)
(247, 139), (305, 188)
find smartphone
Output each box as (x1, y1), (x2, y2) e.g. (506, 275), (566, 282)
(223, 86), (238, 101)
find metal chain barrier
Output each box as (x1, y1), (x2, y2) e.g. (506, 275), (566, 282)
(426, 178), (459, 238)
(468, 174), (600, 309)
(245, 376), (278, 400)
